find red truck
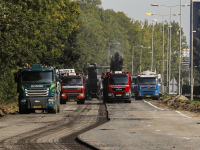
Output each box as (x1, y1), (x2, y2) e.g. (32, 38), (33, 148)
(103, 71), (132, 103)
(61, 72), (85, 104)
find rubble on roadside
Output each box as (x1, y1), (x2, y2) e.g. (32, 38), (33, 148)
(153, 95), (200, 114)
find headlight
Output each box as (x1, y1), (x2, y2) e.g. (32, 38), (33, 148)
(125, 92), (130, 96)
(138, 91), (141, 96)
(155, 90), (158, 95)
(62, 94), (66, 96)
(108, 92), (112, 96)
(48, 99), (55, 102)
(21, 99), (26, 102)
(79, 93), (84, 96)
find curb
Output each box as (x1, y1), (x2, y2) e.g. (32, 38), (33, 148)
(77, 102), (111, 150)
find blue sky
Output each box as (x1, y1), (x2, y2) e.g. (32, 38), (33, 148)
(100, 0), (190, 44)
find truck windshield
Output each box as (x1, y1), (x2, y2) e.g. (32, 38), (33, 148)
(138, 77), (157, 85)
(21, 71), (53, 83)
(132, 79), (136, 84)
(109, 74), (128, 85)
(62, 76), (83, 85)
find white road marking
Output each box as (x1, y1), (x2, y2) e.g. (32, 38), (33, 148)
(175, 111), (192, 119)
(143, 100), (192, 119)
(156, 130), (161, 132)
(183, 137), (190, 140)
(167, 133), (174, 135)
(143, 100), (165, 110)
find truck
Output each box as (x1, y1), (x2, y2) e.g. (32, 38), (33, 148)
(103, 71), (132, 103)
(61, 72), (85, 104)
(15, 64), (61, 114)
(135, 70), (159, 100)
(131, 75), (138, 98)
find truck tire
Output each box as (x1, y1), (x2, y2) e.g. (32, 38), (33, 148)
(135, 96), (142, 100)
(81, 99), (85, 104)
(124, 100), (131, 103)
(57, 104), (60, 113)
(49, 105), (57, 114)
(60, 99), (66, 104)
(153, 96), (159, 100)
(77, 99), (85, 104)
(19, 108), (30, 114)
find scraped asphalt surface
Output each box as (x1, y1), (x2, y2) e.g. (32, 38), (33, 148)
(1, 98), (200, 150)
(79, 99), (200, 150)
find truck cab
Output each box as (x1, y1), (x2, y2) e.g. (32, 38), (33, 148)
(136, 70), (159, 100)
(15, 64), (60, 114)
(61, 72), (85, 104)
(103, 71), (132, 103)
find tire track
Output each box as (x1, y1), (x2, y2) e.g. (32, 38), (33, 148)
(0, 100), (108, 150)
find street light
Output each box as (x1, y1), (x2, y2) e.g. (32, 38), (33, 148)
(151, 19), (157, 72)
(146, 13), (179, 94)
(151, 3), (189, 95)
(108, 42), (120, 63)
(190, 0), (194, 100)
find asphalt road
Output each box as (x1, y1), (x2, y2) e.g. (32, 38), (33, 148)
(79, 99), (200, 150)
(1, 98), (200, 150)
(0, 100), (107, 150)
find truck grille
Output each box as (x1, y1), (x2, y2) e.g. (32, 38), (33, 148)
(25, 88), (49, 97)
(112, 87), (126, 92)
(141, 86), (156, 89)
(143, 91), (154, 95)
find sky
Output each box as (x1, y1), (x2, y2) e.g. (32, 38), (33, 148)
(100, 0), (190, 44)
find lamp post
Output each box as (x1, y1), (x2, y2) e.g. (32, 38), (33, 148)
(108, 42), (120, 63)
(151, 3), (189, 95)
(190, 0), (193, 100)
(151, 19), (157, 71)
(146, 13), (180, 94)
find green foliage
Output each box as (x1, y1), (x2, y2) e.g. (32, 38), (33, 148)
(0, 0), (187, 104)
(0, 0), (81, 104)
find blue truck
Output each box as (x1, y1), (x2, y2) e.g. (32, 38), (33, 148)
(135, 70), (159, 100)
(15, 64), (61, 114)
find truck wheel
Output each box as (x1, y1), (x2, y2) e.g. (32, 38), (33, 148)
(49, 105), (57, 114)
(135, 96), (142, 100)
(124, 100), (131, 103)
(81, 99), (85, 104)
(60, 100), (66, 104)
(57, 104), (60, 113)
(19, 108), (30, 114)
(153, 96), (159, 100)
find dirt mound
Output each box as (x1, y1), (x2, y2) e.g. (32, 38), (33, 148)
(179, 95), (188, 100)
(154, 95), (200, 114)
(0, 103), (18, 116)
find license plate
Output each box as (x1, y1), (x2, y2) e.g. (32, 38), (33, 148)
(146, 95), (151, 97)
(70, 99), (75, 101)
(132, 93), (135, 95)
(116, 94), (122, 96)
(34, 106), (41, 108)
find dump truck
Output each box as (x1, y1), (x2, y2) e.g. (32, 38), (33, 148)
(15, 64), (61, 114)
(61, 72), (85, 104)
(103, 71), (132, 103)
(136, 70), (159, 100)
